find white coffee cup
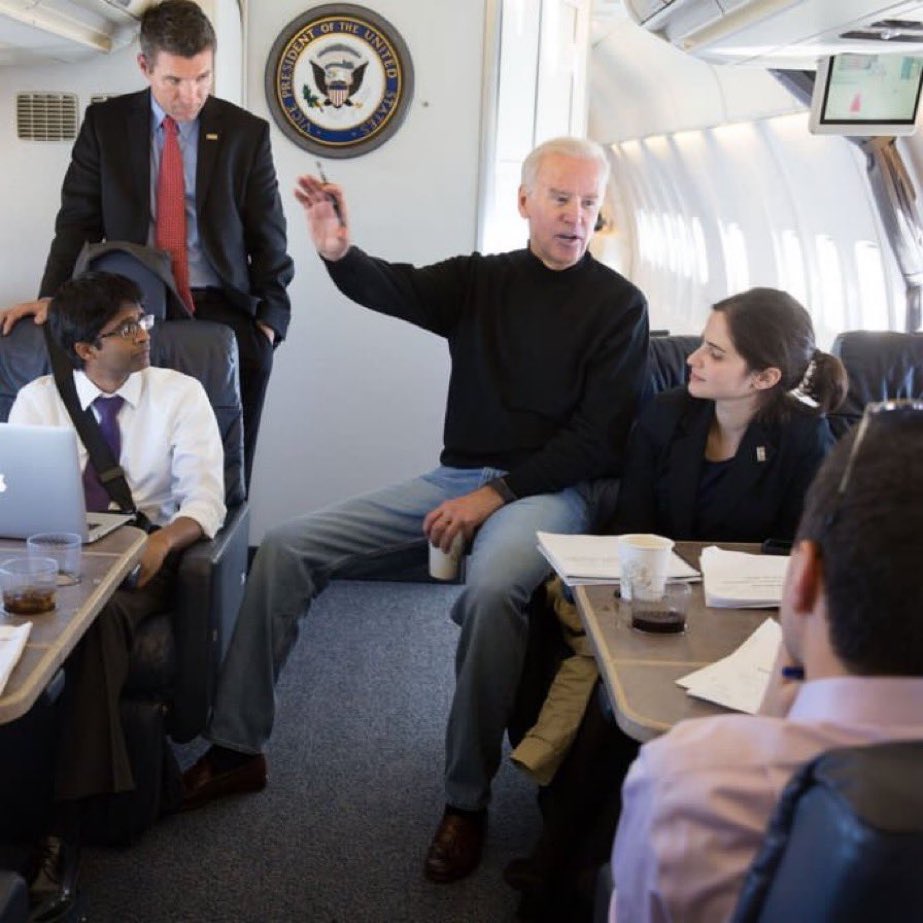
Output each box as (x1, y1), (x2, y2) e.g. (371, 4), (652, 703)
(616, 533), (674, 601)
(429, 533), (465, 581)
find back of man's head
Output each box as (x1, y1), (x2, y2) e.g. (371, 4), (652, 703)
(796, 408), (923, 676)
(140, 0), (216, 62)
(49, 272), (143, 369)
(520, 136), (609, 192)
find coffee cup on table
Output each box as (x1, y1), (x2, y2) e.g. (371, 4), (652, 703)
(429, 533), (465, 581)
(616, 533), (674, 601)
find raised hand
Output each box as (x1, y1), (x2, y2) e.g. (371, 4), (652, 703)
(294, 174), (351, 262)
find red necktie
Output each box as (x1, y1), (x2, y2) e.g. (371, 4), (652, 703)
(82, 395), (124, 513)
(156, 116), (195, 313)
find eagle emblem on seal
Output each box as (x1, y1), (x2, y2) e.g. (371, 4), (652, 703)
(308, 43), (368, 109)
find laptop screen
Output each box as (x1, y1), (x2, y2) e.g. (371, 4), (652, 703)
(0, 423), (126, 541)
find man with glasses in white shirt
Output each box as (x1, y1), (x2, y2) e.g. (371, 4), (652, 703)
(9, 270), (225, 920)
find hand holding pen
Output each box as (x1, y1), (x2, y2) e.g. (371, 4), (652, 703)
(314, 160), (345, 227)
(294, 169), (350, 262)
(758, 642), (804, 718)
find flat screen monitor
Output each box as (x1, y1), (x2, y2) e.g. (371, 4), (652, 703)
(809, 53), (923, 136)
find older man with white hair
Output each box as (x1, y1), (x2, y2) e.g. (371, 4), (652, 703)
(184, 136), (650, 883)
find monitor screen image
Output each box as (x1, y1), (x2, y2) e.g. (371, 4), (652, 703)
(809, 54), (923, 137)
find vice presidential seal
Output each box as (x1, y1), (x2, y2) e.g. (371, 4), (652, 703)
(265, 4), (414, 158)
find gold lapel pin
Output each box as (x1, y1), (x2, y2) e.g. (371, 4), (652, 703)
(205, 133), (218, 141)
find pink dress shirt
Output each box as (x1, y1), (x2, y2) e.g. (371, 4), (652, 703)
(611, 676), (923, 923)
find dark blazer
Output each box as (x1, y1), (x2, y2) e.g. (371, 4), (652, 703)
(612, 388), (835, 542)
(39, 90), (294, 339)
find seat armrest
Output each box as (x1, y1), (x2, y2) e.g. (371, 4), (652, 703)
(168, 501), (250, 742)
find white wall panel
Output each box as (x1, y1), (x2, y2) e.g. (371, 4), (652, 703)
(246, 0), (486, 539)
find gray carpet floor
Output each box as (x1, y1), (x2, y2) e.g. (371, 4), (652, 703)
(79, 580), (541, 922)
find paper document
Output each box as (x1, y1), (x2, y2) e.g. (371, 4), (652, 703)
(677, 618), (781, 714)
(700, 546), (790, 608)
(0, 622), (32, 696)
(536, 532), (700, 586)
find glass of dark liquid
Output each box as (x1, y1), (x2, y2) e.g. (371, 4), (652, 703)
(629, 580), (691, 634)
(0, 556), (58, 615)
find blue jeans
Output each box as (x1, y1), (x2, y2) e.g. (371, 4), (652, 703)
(207, 466), (596, 810)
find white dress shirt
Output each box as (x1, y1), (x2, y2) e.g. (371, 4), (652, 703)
(611, 676), (923, 923)
(10, 367), (225, 538)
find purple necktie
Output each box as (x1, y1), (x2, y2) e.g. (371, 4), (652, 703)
(82, 395), (124, 513)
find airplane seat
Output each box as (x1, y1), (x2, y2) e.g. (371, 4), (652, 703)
(0, 321), (47, 420)
(646, 334), (698, 401)
(0, 870), (27, 923)
(0, 313), (249, 843)
(730, 740), (923, 923)
(828, 331), (923, 438)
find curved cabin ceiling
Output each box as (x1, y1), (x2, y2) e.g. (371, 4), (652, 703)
(589, 13), (804, 145)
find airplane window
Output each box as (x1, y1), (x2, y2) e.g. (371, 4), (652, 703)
(720, 221), (749, 293)
(777, 229), (808, 308)
(855, 241), (891, 330)
(815, 235), (846, 335)
(691, 217), (709, 286)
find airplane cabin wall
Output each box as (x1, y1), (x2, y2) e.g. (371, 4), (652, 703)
(589, 18), (907, 346)
(0, 0), (487, 542)
(246, 0), (486, 540)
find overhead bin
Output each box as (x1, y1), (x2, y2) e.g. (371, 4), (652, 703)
(623, 0), (923, 67)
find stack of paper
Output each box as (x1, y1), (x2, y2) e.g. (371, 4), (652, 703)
(700, 546), (790, 608)
(536, 532), (700, 587)
(0, 622), (31, 696)
(677, 618), (781, 714)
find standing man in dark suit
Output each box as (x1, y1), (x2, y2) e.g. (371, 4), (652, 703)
(0, 0), (294, 487)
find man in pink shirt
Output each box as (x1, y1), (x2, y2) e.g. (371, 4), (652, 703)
(611, 404), (923, 923)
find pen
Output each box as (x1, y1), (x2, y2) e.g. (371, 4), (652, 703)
(781, 665), (805, 680)
(315, 159), (344, 226)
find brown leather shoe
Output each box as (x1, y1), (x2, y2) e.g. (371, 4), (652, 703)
(181, 751), (267, 812)
(423, 809), (487, 883)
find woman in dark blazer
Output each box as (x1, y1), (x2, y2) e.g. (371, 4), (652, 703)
(614, 287), (848, 542)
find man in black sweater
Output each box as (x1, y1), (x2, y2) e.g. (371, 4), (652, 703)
(182, 137), (649, 883)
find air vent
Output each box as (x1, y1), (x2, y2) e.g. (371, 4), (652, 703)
(16, 93), (79, 141)
(841, 19), (923, 43)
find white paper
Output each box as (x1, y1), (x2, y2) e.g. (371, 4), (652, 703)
(536, 532), (700, 586)
(676, 618), (782, 714)
(700, 546), (790, 608)
(0, 622), (32, 696)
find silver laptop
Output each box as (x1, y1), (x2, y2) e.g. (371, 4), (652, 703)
(0, 423), (133, 543)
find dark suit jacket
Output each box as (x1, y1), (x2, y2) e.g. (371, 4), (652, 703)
(39, 90), (294, 339)
(612, 388), (835, 542)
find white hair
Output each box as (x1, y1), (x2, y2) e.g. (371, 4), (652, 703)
(520, 136), (610, 191)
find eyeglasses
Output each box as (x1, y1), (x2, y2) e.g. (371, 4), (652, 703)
(824, 399), (923, 535)
(96, 313), (155, 342)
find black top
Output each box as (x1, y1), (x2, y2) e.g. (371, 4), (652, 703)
(612, 388), (836, 542)
(324, 246), (650, 498)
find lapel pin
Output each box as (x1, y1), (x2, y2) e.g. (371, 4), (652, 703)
(205, 133), (218, 141)
(756, 446), (766, 463)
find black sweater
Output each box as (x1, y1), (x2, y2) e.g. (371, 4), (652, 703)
(325, 246), (649, 498)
